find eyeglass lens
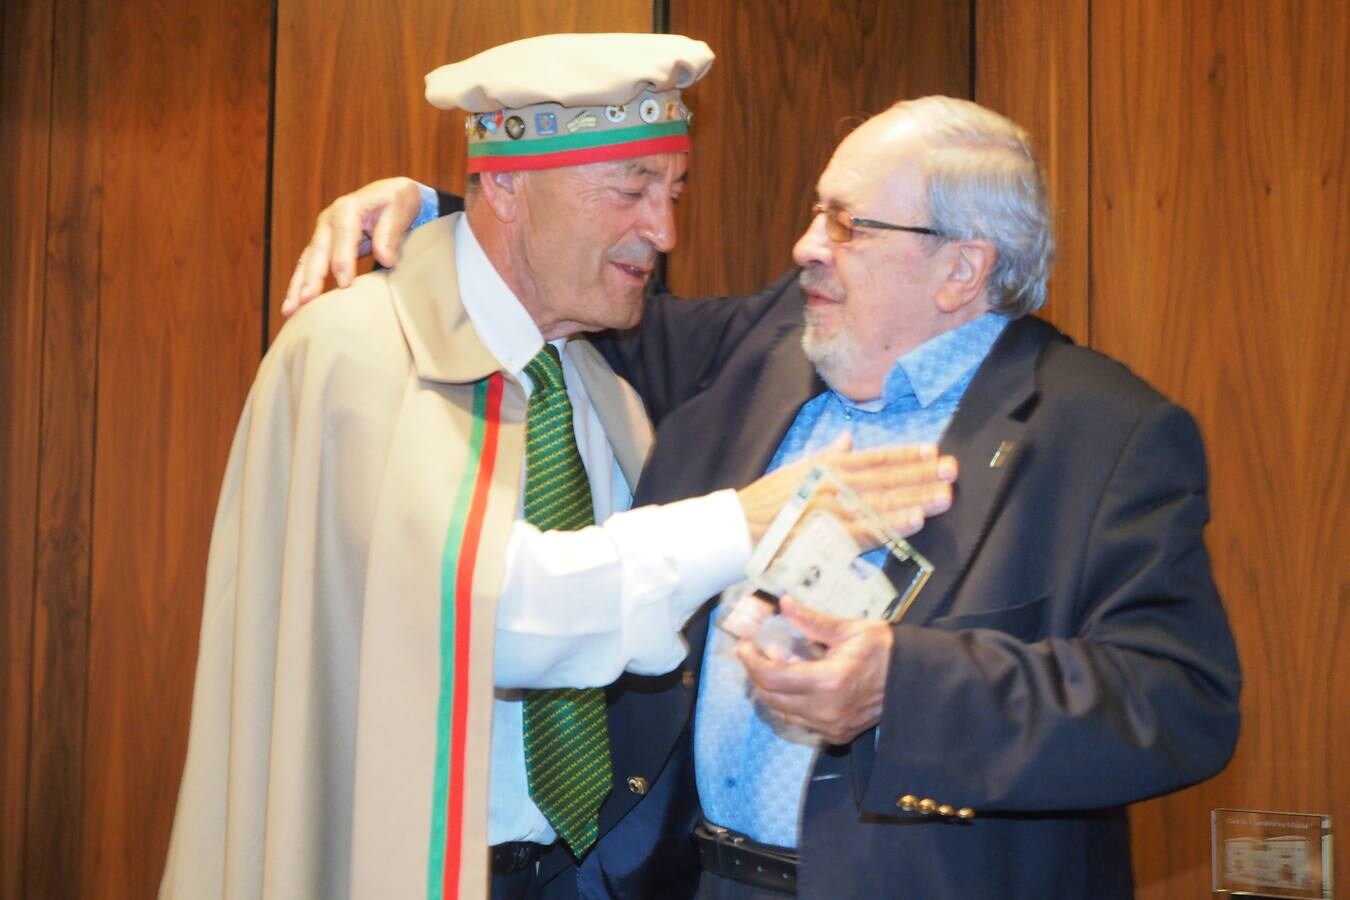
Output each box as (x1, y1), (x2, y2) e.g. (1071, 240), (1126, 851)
(811, 203), (853, 242)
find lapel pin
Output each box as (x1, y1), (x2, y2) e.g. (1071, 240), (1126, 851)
(989, 441), (1015, 468)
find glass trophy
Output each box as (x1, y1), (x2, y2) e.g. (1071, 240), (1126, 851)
(718, 463), (935, 659)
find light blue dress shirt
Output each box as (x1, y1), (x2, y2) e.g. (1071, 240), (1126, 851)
(694, 311), (1009, 847)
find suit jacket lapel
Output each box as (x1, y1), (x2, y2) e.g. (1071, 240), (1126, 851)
(848, 317), (1057, 800)
(901, 317), (1057, 624)
(568, 340), (654, 494)
(720, 314), (1056, 628)
(727, 319), (827, 486)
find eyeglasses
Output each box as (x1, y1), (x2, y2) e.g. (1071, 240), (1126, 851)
(811, 202), (943, 243)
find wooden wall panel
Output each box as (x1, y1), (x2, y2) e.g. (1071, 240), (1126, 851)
(0, 0), (53, 894)
(267, 0), (653, 338)
(2, 3), (1341, 898)
(22, 0), (104, 895)
(666, 0), (972, 298)
(973, 0), (1089, 344)
(1091, 2), (1348, 896)
(78, 0), (274, 896)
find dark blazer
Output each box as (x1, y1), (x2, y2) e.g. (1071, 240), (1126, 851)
(536, 270), (1241, 899)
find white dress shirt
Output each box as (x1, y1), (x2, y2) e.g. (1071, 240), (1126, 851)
(451, 215), (750, 844)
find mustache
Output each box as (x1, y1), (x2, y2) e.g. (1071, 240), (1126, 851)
(608, 241), (659, 272)
(798, 265), (841, 296)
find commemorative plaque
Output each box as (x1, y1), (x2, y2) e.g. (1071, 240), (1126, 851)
(719, 464), (934, 658)
(1212, 808), (1333, 899)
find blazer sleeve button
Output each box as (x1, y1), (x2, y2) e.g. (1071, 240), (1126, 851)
(937, 804), (955, 817)
(957, 807), (976, 820)
(918, 798), (937, 815)
(897, 794), (919, 812)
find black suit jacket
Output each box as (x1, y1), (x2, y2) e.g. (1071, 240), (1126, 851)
(537, 271), (1240, 899)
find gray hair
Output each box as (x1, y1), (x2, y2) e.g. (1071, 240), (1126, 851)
(892, 96), (1055, 317)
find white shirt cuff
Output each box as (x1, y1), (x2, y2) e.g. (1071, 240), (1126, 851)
(494, 489), (751, 687)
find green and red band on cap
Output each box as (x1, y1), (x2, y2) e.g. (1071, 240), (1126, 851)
(467, 121), (690, 172)
(463, 89), (693, 173)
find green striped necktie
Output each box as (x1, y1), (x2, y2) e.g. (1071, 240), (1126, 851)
(520, 344), (612, 856)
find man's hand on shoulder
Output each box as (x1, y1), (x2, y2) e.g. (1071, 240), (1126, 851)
(283, 176), (425, 315)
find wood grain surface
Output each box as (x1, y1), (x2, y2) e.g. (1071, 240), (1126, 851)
(20, 0), (104, 896)
(74, 0), (273, 895)
(666, 0), (972, 299)
(0, 0), (53, 895)
(1089, 1), (1348, 895)
(2, 3), (1345, 898)
(266, 0), (652, 339)
(973, 0), (1090, 344)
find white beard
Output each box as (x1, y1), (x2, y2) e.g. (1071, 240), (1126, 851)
(801, 306), (867, 394)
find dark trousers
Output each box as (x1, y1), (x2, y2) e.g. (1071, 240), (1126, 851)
(491, 865), (541, 900)
(697, 870), (793, 899)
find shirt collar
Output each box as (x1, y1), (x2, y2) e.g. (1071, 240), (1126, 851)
(868, 312), (1010, 409)
(453, 214), (547, 377)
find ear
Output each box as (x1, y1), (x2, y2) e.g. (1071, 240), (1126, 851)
(476, 170), (524, 223)
(935, 239), (996, 313)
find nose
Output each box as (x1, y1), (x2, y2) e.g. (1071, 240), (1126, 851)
(792, 211), (832, 268)
(639, 193), (678, 254)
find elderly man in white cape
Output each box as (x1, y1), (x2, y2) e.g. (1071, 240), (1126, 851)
(160, 33), (956, 900)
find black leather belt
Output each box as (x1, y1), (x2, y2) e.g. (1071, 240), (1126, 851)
(490, 840), (548, 874)
(694, 820), (797, 894)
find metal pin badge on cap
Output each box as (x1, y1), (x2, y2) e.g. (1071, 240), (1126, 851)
(424, 33), (714, 173)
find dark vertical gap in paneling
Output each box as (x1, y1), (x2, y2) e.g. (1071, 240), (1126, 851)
(968, 0), (978, 99)
(24, 0), (57, 890)
(77, 0), (105, 889)
(78, 0), (106, 887)
(5, 0), (61, 892)
(26, 23), (62, 892)
(26, 0), (99, 888)
(1083, 0), (1092, 348)
(261, 0), (280, 353)
(28, 10), (61, 894)
(652, 0), (670, 287)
